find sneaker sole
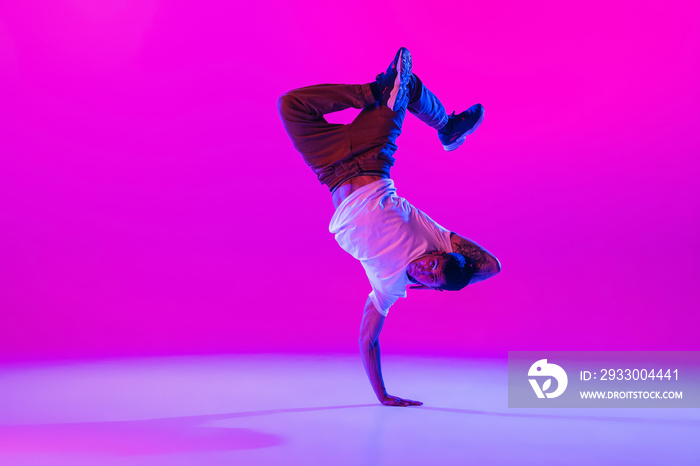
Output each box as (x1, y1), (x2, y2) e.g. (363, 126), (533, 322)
(442, 106), (485, 151)
(387, 48), (412, 111)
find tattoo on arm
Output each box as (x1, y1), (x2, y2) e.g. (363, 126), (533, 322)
(451, 236), (492, 270)
(450, 233), (500, 284)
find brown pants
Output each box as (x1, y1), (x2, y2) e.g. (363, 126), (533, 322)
(277, 75), (448, 192)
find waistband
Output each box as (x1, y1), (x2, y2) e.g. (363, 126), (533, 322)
(324, 156), (393, 193)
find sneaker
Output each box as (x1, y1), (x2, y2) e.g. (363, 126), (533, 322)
(438, 103), (485, 151)
(375, 47), (413, 111)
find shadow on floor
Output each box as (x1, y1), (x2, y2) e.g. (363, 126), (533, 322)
(0, 405), (372, 456)
(1, 403), (695, 456)
(0, 417), (282, 456)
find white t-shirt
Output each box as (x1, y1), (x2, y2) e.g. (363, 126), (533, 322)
(328, 179), (453, 316)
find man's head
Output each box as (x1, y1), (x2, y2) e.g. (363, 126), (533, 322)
(406, 252), (474, 291)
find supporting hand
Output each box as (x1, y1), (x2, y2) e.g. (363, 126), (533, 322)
(381, 394), (423, 407)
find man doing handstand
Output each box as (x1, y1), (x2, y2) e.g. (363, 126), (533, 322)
(278, 48), (501, 407)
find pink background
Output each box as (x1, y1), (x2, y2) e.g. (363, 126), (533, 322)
(1, 1), (698, 361)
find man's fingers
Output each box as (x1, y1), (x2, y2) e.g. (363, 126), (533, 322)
(382, 399), (405, 407)
(382, 396), (423, 407)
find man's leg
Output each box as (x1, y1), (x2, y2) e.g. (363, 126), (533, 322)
(406, 74), (485, 151)
(278, 48), (414, 191)
(407, 74), (450, 131)
(332, 48), (417, 176)
(278, 83), (376, 188)
(341, 74), (450, 160)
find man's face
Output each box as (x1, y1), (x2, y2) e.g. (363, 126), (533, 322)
(407, 253), (448, 289)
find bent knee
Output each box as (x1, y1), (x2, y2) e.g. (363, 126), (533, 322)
(277, 92), (299, 118)
(277, 93), (289, 115)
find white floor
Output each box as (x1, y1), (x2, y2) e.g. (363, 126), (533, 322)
(0, 354), (698, 465)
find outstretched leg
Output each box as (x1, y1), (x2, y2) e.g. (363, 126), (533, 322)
(407, 75), (450, 130)
(406, 74), (485, 151)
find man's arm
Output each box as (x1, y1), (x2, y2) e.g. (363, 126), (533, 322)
(450, 232), (501, 284)
(358, 297), (423, 407)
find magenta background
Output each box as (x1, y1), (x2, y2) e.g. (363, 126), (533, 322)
(1, 1), (698, 361)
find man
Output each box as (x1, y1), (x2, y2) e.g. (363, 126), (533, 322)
(278, 48), (501, 407)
